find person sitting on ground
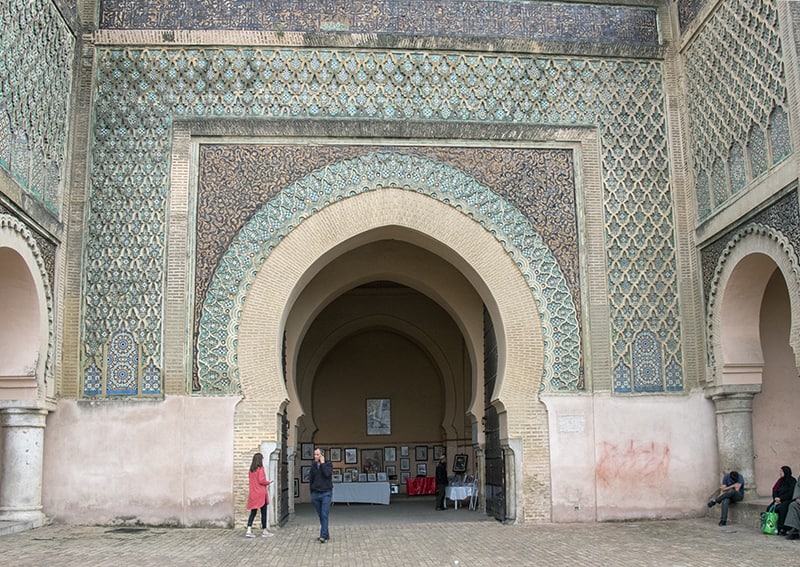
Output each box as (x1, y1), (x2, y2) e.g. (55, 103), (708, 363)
(707, 470), (744, 526)
(769, 465), (796, 535)
(782, 473), (800, 540)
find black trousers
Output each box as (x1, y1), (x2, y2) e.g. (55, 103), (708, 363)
(247, 504), (267, 529)
(436, 484), (446, 509)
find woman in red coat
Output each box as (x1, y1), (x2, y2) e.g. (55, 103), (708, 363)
(246, 452), (273, 538)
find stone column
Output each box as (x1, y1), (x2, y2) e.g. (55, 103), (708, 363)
(0, 407), (48, 525)
(708, 384), (761, 495)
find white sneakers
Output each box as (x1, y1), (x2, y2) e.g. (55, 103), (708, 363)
(245, 527), (273, 538)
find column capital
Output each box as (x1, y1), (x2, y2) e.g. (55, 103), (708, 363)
(705, 383), (762, 401)
(0, 407), (49, 428)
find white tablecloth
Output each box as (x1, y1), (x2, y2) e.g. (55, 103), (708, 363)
(333, 481), (391, 505)
(445, 485), (474, 509)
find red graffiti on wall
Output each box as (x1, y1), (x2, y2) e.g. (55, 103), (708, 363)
(596, 440), (671, 488)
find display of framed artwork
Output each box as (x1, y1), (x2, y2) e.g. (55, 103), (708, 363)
(377, 472), (388, 481)
(415, 445), (428, 461)
(329, 448), (342, 462)
(301, 466), (311, 483)
(400, 471), (410, 484)
(417, 463), (427, 476)
(386, 465), (396, 479)
(343, 471), (352, 482)
(384, 446), (396, 462)
(366, 398), (391, 435)
(400, 446), (409, 457)
(433, 445), (445, 460)
(294, 478), (300, 498)
(400, 458), (410, 471)
(301, 443), (314, 460)
(332, 468), (341, 476)
(367, 472), (377, 482)
(345, 448), (358, 464)
(332, 473), (343, 483)
(347, 467), (359, 480)
(358, 473), (367, 482)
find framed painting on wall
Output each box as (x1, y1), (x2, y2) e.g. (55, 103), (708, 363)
(400, 446), (409, 457)
(361, 448), (382, 473)
(366, 398), (391, 435)
(386, 465), (396, 479)
(301, 466), (311, 483)
(384, 446), (396, 462)
(433, 445), (445, 460)
(345, 448), (358, 464)
(400, 458), (410, 471)
(417, 463), (427, 477)
(293, 478), (300, 498)
(415, 445), (428, 461)
(400, 471), (410, 484)
(453, 453), (469, 473)
(301, 443), (314, 460)
(329, 448), (342, 462)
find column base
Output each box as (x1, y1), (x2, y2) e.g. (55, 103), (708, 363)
(0, 507), (47, 532)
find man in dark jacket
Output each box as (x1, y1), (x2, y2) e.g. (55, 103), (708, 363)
(310, 448), (333, 542)
(435, 455), (448, 510)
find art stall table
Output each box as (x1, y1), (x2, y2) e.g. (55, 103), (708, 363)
(405, 476), (436, 495)
(444, 484), (475, 509)
(332, 481), (391, 505)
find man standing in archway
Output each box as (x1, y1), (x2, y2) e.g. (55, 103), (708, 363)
(436, 454), (448, 510)
(310, 448), (333, 542)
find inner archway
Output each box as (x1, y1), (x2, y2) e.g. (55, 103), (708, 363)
(287, 241), (479, 505)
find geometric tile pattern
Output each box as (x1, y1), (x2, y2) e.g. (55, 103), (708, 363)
(0, 0), (75, 214)
(194, 144), (584, 392)
(196, 150), (581, 394)
(83, 45), (684, 396)
(677, 0), (709, 34)
(684, 0), (791, 220)
(98, 0), (659, 47)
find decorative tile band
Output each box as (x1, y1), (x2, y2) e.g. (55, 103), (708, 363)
(99, 0), (659, 46)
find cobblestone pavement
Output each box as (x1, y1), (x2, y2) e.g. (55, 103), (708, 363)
(1, 500), (798, 566)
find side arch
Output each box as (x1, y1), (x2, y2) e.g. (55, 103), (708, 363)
(0, 213), (54, 400)
(706, 223), (800, 385)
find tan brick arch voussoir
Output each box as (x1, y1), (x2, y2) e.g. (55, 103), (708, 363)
(236, 187), (544, 445)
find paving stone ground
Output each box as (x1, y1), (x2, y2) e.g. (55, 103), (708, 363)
(1, 498), (798, 566)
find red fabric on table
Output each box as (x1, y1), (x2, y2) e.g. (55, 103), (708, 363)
(405, 477), (436, 495)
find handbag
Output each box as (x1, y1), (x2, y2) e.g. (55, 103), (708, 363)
(761, 503), (778, 535)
